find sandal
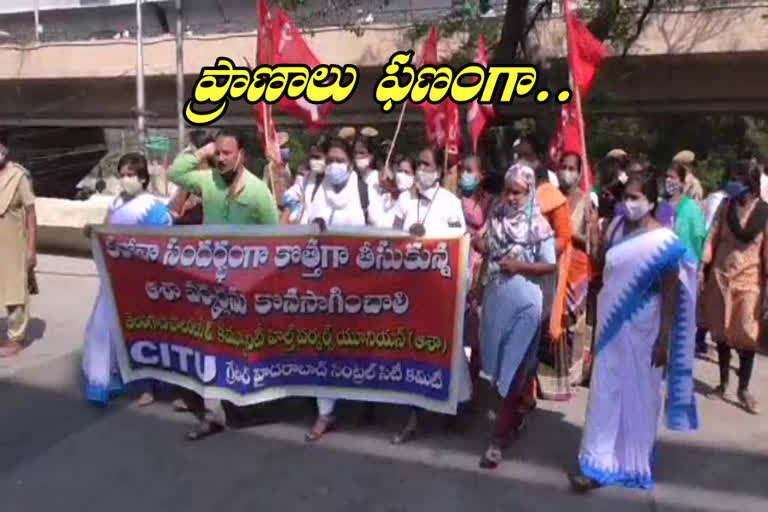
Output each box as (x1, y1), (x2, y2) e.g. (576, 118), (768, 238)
(305, 415), (336, 442)
(569, 473), (602, 493)
(391, 411), (419, 445)
(136, 392), (155, 407)
(737, 390), (760, 415)
(185, 420), (223, 441)
(478, 444), (503, 469)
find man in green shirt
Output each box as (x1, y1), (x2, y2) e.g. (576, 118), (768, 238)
(168, 128), (278, 441)
(169, 128), (279, 225)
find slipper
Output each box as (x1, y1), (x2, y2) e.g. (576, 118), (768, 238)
(478, 445), (503, 469)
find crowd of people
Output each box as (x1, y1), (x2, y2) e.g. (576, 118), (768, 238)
(1, 125), (766, 493)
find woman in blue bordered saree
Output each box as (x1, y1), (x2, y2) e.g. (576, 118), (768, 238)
(82, 153), (173, 406)
(571, 174), (699, 492)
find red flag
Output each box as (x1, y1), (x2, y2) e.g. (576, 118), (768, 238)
(253, 0), (281, 163)
(467, 35), (495, 153)
(272, 8), (330, 130)
(547, 2), (607, 192)
(411, 27), (459, 154)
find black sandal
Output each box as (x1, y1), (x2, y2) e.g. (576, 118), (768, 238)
(185, 421), (223, 441)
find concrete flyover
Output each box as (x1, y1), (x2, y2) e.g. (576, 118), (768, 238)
(0, 5), (767, 127)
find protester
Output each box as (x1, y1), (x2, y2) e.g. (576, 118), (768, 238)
(460, 155), (494, 386)
(295, 138), (328, 216)
(572, 173), (698, 492)
(701, 160), (767, 415)
(0, 136), (37, 358)
(474, 163), (556, 468)
(280, 162), (308, 224)
(300, 137), (367, 441)
(672, 150), (704, 202)
(351, 135), (378, 224)
(391, 146), (469, 444)
(82, 153), (174, 404)
(169, 128), (279, 440)
(393, 147), (466, 237)
(540, 152), (596, 400)
(661, 162), (707, 262)
(368, 155), (411, 228)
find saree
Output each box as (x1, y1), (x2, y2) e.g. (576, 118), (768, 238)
(578, 225), (698, 489)
(82, 193), (173, 405)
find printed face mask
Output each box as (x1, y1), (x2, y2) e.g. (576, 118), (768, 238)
(664, 178), (682, 196)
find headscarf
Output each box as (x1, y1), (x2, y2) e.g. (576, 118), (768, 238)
(486, 163), (554, 265)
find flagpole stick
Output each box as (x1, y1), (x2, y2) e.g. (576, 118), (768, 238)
(384, 101), (408, 174)
(263, 103), (279, 202)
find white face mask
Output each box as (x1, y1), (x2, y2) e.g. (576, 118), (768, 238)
(326, 162), (350, 186)
(355, 157), (371, 172)
(396, 172), (414, 192)
(618, 171), (629, 185)
(559, 170), (578, 187)
(760, 173), (768, 203)
(415, 168), (439, 191)
(624, 197), (653, 221)
(120, 175), (144, 196)
(309, 158), (325, 173)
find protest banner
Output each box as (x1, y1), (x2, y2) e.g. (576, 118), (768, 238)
(91, 225), (469, 414)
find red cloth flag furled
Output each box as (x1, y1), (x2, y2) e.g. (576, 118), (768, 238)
(411, 26), (460, 155)
(467, 35), (495, 153)
(254, 0), (281, 164)
(547, 1), (608, 192)
(272, 7), (330, 130)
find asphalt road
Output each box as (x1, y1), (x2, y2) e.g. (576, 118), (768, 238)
(1, 254), (767, 512)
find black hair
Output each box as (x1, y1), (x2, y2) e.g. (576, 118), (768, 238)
(626, 172), (659, 207)
(422, 146), (446, 172)
(668, 162), (688, 182)
(518, 135), (540, 155)
(117, 152), (150, 189)
(189, 129), (214, 150)
(353, 136), (377, 157)
(323, 137), (353, 160)
(534, 164), (550, 186)
(560, 151), (582, 171)
(215, 128), (244, 149)
(729, 159), (760, 195)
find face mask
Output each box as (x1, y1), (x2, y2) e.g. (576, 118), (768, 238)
(624, 197), (653, 221)
(725, 181), (748, 199)
(618, 171), (629, 185)
(326, 162), (350, 186)
(460, 172), (479, 194)
(664, 178), (682, 197)
(282, 191), (300, 209)
(280, 147), (291, 161)
(559, 170), (578, 187)
(760, 173), (768, 203)
(355, 157), (371, 172)
(119, 176), (144, 196)
(309, 158), (325, 173)
(396, 172), (414, 192)
(416, 168), (439, 191)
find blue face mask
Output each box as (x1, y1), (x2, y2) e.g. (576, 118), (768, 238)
(460, 172), (479, 194)
(280, 148), (291, 161)
(725, 181), (748, 198)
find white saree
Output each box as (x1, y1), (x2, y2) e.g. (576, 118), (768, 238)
(578, 224), (699, 489)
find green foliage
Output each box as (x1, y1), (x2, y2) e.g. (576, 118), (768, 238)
(405, 10), (502, 66)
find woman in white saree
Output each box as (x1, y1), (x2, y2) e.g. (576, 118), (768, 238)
(82, 153), (173, 406)
(571, 174), (699, 491)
